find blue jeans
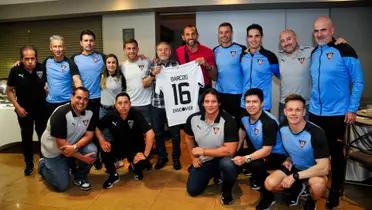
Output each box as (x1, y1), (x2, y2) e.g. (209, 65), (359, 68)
(279, 103), (309, 123)
(99, 107), (114, 142)
(38, 143), (97, 192)
(132, 104), (152, 125)
(187, 157), (237, 196)
(151, 106), (181, 160)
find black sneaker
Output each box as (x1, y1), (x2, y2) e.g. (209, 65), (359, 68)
(220, 192), (233, 205)
(74, 179), (92, 191)
(103, 173), (120, 189)
(288, 182), (307, 206)
(173, 159), (181, 170)
(256, 194), (275, 210)
(304, 197), (316, 210)
(155, 158), (168, 170)
(134, 170), (144, 180)
(250, 179), (262, 191)
(24, 162), (34, 176)
(326, 190), (339, 210)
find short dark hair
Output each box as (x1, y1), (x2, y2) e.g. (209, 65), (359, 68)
(123, 38), (138, 48)
(80, 29), (96, 41)
(284, 94), (306, 108)
(244, 88), (264, 102)
(247, 23), (263, 37)
(183, 24), (198, 35)
(72, 86), (89, 96)
(20, 45), (38, 60)
(219, 22), (233, 32)
(115, 92), (130, 101)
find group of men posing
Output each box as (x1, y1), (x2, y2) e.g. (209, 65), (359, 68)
(6, 15), (364, 210)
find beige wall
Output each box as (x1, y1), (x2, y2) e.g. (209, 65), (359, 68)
(102, 12), (156, 62)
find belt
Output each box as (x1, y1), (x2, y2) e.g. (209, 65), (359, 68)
(100, 104), (114, 109)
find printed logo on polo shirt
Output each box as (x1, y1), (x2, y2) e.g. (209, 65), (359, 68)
(213, 127), (220, 135)
(60, 64), (67, 72)
(257, 59), (264, 65)
(230, 50), (237, 57)
(298, 57), (305, 64)
(196, 125), (202, 130)
(280, 58), (285, 63)
(36, 71), (43, 79)
(128, 120), (134, 129)
(83, 120), (89, 126)
(138, 65), (145, 70)
(111, 121), (118, 127)
(93, 54), (100, 63)
(326, 52), (334, 60)
(18, 74), (24, 78)
(298, 139), (307, 148)
(254, 128), (260, 135)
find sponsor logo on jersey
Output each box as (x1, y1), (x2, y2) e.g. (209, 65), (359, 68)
(128, 120), (134, 129)
(172, 105), (194, 113)
(138, 65), (145, 70)
(18, 74), (24, 78)
(326, 52), (333, 60)
(257, 59), (264, 65)
(213, 127), (220, 134)
(36, 71), (43, 79)
(112, 121), (118, 127)
(298, 57), (305, 64)
(230, 50), (237, 57)
(298, 139), (307, 148)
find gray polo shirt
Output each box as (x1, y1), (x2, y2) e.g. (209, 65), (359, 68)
(41, 103), (95, 158)
(184, 110), (238, 162)
(277, 46), (313, 104)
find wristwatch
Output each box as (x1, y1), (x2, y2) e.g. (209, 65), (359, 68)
(245, 155), (252, 163)
(293, 172), (300, 181)
(73, 144), (78, 151)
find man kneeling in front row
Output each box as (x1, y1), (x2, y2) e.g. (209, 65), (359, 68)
(265, 94), (329, 210)
(39, 87), (97, 192)
(96, 92), (154, 189)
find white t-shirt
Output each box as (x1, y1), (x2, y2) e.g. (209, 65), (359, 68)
(155, 61), (204, 126)
(120, 58), (152, 106)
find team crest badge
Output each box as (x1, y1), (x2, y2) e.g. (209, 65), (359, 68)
(83, 120), (89, 126)
(254, 128), (260, 135)
(213, 127), (220, 135)
(93, 54), (100, 63)
(326, 52), (333, 60)
(60, 64), (67, 72)
(257, 59), (264, 65)
(230, 50), (237, 57)
(138, 65), (145, 70)
(298, 139), (307, 148)
(280, 58), (285, 62)
(128, 120), (134, 129)
(36, 71), (43, 79)
(298, 57), (305, 64)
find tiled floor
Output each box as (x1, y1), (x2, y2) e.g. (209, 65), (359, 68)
(0, 140), (371, 210)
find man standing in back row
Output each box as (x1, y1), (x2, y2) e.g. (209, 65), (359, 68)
(309, 16), (364, 209)
(176, 25), (216, 94)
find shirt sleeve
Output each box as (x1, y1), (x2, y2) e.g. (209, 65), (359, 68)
(311, 127), (329, 159)
(7, 66), (17, 87)
(50, 109), (68, 139)
(184, 114), (195, 136)
(135, 111), (151, 134)
(262, 119), (278, 146)
(223, 113), (238, 142)
(68, 58), (81, 76)
(87, 111), (96, 131)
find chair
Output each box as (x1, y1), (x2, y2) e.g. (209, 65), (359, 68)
(344, 117), (372, 187)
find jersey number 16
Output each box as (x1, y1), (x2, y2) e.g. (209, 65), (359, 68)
(171, 82), (191, 105)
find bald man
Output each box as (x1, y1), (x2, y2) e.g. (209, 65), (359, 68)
(309, 16), (364, 209)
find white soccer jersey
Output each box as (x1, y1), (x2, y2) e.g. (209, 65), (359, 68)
(120, 58), (152, 106)
(155, 61), (204, 126)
